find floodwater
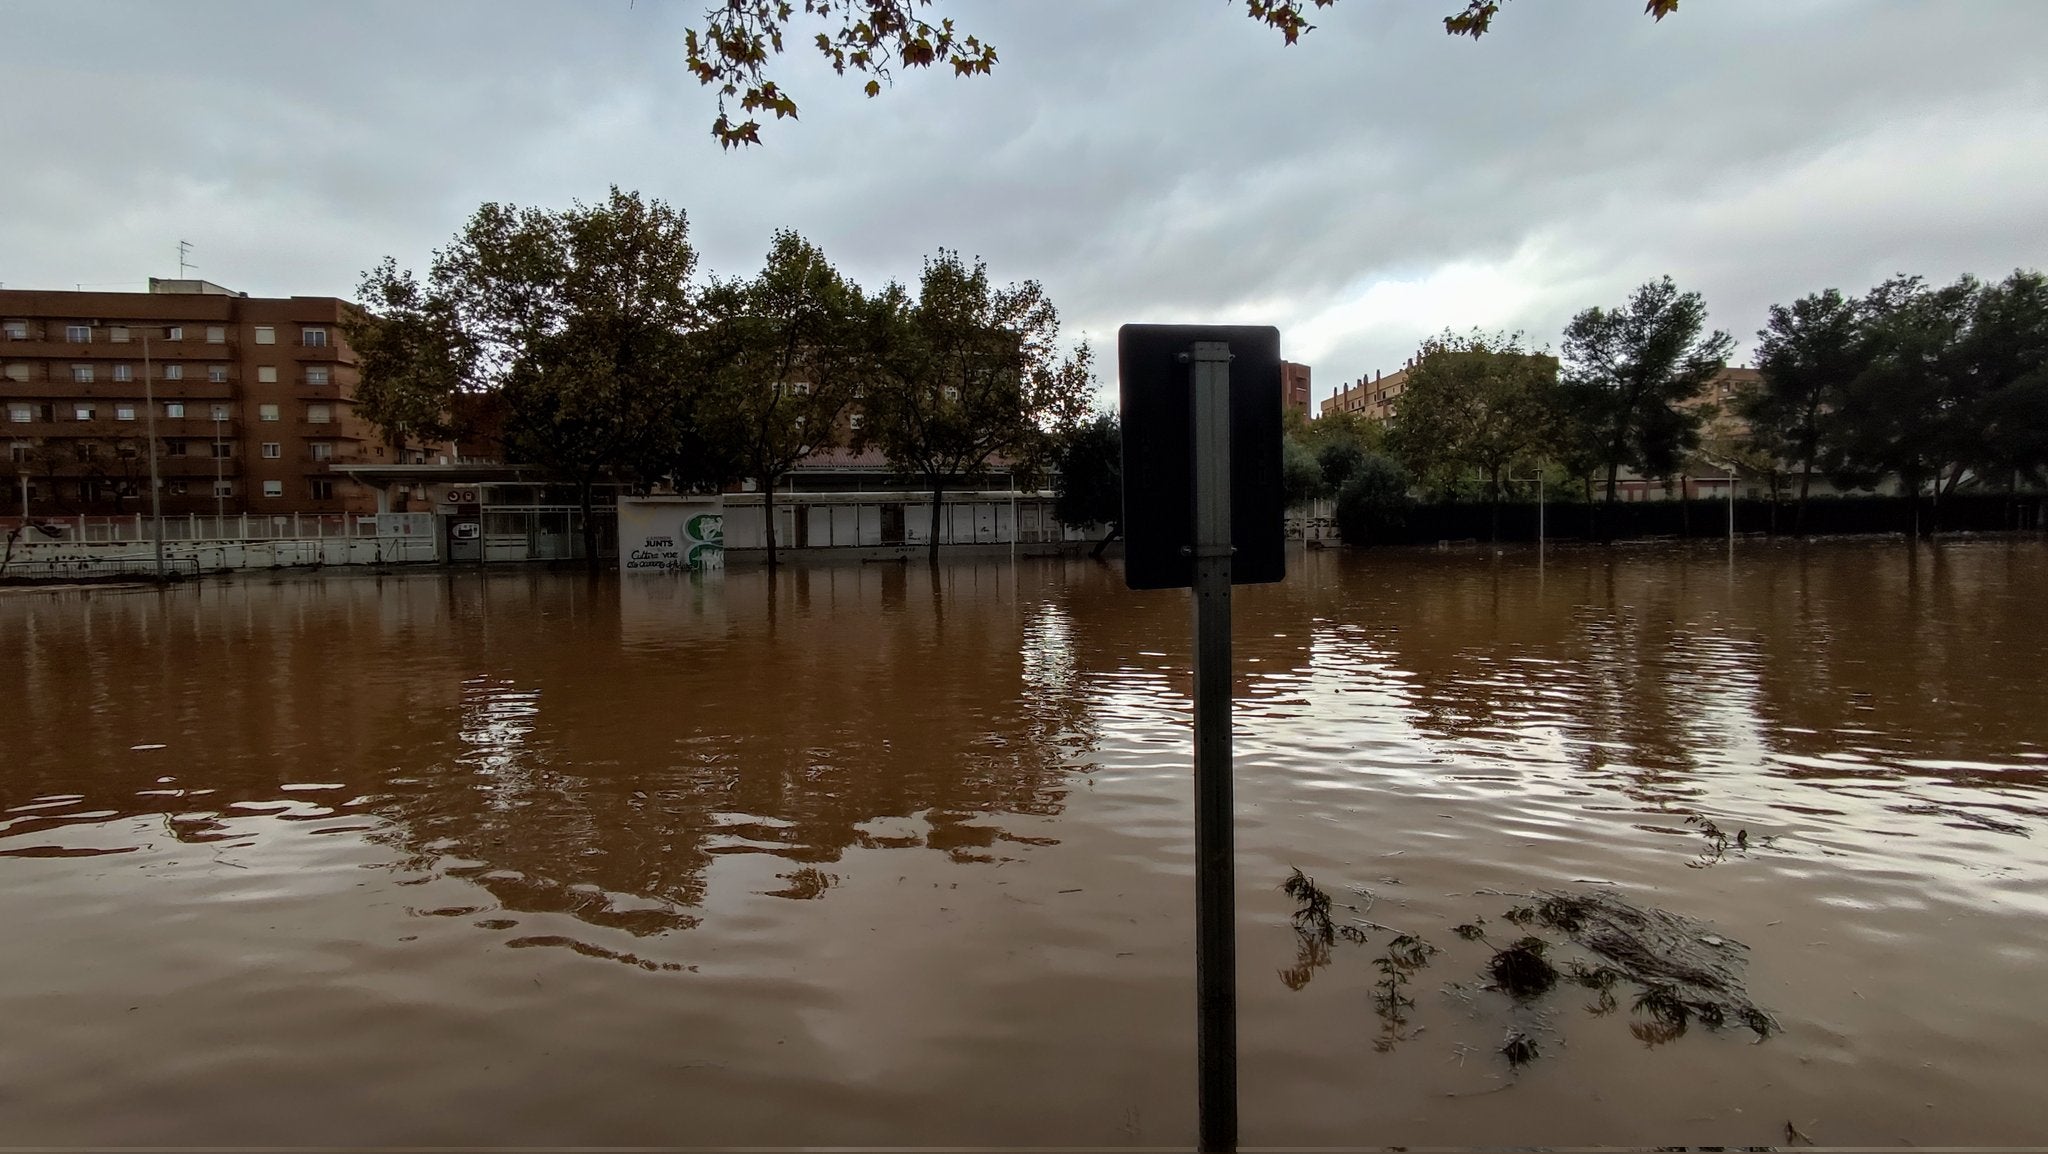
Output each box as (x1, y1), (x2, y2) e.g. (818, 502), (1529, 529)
(2, 540), (2046, 1148)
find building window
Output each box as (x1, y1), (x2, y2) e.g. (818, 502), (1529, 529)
(164, 402), (185, 418)
(210, 404), (230, 421)
(115, 404), (137, 422)
(117, 443), (139, 459)
(262, 480), (283, 498)
(254, 326), (276, 345)
(302, 327), (328, 347)
(166, 326), (183, 342)
(109, 326), (131, 343)
(211, 442), (233, 458)
(208, 365), (228, 383)
(9, 442), (29, 462)
(2, 363), (26, 382)
(71, 364), (94, 384)
(257, 366), (278, 384)
(113, 364), (133, 382)
(206, 326), (225, 344)
(259, 404), (280, 422)
(168, 480), (189, 495)
(214, 480), (234, 497)
(262, 442), (281, 459)
(164, 363), (183, 381)
(2, 322), (26, 340)
(942, 385), (960, 401)
(75, 404), (95, 421)
(78, 442), (97, 459)
(165, 440), (186, 456)
(310, 479), (335, 500)
(306, 404), (331, 424)
(306, 366), (329, 385)
(7, 404), (31, 423)
(787, 380), (811, 395)
(848, 412), (863, 431)
(310, 441), (333, 461)
(66, 325), (92, 343)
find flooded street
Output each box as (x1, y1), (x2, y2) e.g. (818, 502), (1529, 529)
(4, 540), (2046, 1147)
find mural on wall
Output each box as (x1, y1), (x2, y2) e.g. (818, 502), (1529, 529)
(619, 497), (724, 574)
(684, 513), (724, 570)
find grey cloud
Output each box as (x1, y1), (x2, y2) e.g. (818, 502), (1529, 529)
(6, 0), (2047, 400)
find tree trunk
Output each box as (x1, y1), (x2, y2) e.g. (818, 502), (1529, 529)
(1089, 524), (1121, 561)
(927, 477), (944, 566)
(1488, 464), (1501, 544)
(1603, 462), (1620, 542)
(578, 478), (601, 573)
(1796, 457), (1813, 535)
(762, 472), (779, 569)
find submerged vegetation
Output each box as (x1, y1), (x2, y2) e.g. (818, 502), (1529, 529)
(1280, 869), (1777, 1069)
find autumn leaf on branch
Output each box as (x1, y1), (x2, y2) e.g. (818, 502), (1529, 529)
(1447, 0), (1678, 40)
(682, 0), (1683, 148)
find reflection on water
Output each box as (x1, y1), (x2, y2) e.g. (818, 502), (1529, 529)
(2, 541), (2046, 1147)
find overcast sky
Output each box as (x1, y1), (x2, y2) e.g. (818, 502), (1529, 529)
(7, 0), (2048, 405)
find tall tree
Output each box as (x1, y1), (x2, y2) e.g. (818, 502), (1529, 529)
(1960, 269), (2048, 494)
(1829, 275), (1980, 534)
(1052, 411), (1123, 559)
(863, 251), (1094, 563)
(342, 259), (474, 449)
(353, 189), (707, 568)
(1561, 276), (1733, 513)
(1745, 288), (1866, 531)
(1387, 330), (1556, 539)
(683, 0), (1677, 147)
(696, 230), (871, 568)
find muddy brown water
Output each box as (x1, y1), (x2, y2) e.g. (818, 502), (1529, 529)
(3, 540), (2045, 1147)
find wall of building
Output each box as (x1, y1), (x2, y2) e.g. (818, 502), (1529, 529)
(2, 284), (398, 519)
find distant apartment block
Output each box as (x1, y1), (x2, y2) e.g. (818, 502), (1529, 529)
(1320, 362), (1412, 422)
(2, 279), (405, 517)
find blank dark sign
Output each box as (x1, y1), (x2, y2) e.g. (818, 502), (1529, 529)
(1118, 324), (1285, 590)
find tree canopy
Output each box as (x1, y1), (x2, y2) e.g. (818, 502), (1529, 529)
(1387, 330), (1557, 535)
(863, 250), (1095, 561)
(1744, 288), (1865, 528)
(1560, 276), (1733, 508)
(685, 0), (1681, 147)
(695, 229), (874, 566)
(1051, 411), (1123, 558)
(350, 188), (708, 567)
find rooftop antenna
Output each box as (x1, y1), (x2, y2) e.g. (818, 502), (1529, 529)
(178, 240), (196, 280)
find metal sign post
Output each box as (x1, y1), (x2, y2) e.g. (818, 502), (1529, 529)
(1186, 341), (1237, 1153)
(1118, 323), (1281, 1154)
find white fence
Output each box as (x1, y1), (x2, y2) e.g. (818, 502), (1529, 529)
(2, 512), (438, 573)
(720, 491), (1088, 551)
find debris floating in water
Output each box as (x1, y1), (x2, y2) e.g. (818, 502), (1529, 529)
(1500, 1030), (1540, 1069)
(130, 744), (167, 752)
(1276, 872), (1779, 1068)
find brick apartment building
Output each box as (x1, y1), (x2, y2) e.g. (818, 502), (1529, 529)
(2, 279), (399, 517)
(1280, 360), (1312, 419)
